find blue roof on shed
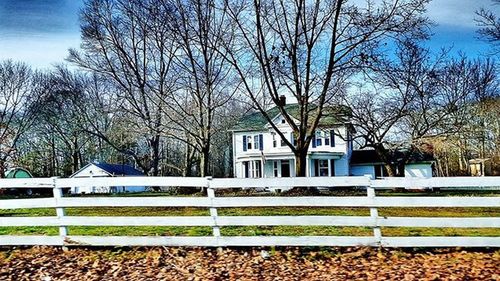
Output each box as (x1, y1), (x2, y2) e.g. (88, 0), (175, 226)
(93, 162), (144, 176)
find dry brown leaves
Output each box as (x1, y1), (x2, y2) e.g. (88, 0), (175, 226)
(0, 246), (498, 280)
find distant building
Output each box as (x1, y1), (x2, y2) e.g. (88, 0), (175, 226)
(469, 158), (493, 176)
(350, 149), (435, 179)
(70, 162), (145, 194)
(230, 100), (439, 180)
(230, 103), (353, 179)
(5, 167), (33, 179)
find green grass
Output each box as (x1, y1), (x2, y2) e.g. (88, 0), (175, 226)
(0, 205), (498, 237)
(1, 190), (499, 237)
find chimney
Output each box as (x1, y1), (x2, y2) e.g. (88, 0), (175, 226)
(279, 95), (286, 106)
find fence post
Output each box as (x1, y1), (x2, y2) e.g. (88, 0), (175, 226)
(206, 177), (221, 238)
(52, 177), (68, 239)
(366, 176), (381, 246)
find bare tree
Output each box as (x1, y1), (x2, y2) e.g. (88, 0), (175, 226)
(347, 41), (495, 176)
(222, 0), (430, 176)
(476, 0), (500, 53)
(68, 0), (177, 175)
(163, 0), (237, 177)
(0, 60), (44, 177)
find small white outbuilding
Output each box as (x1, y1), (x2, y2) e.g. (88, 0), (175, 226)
(70, 162), (146, 194)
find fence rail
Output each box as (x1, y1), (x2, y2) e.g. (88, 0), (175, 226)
(0, 176), (499, 247)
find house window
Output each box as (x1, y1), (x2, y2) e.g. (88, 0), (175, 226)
(272, 132), (277, 147)
(281, 137), (286, 147)
(252, 160), (262, 178)
(315, 131), (323, 147)
(254, 135), (259, 151)
(244, 160), (262, 178)
(243, 134), (263, 151)
(314, 159), (335, 177)
(290, 132), (297, 146)
(247, 136), (253, 150)
(312, 130), (334, 148)
(318, 159), (329, 176)
(374, 165), (389, 178)
(281, 119), (286, 124)
(273, 161), (279, 177)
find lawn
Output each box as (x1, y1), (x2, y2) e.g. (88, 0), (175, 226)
(0, 190), (498, 237)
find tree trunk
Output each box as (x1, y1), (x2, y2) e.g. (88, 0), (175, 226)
(384, 163), (397, 177)
(51, 137), (57, 176)
(294, 149), (308, 177)
(199, 144), (210, 177)
(373, 144), (397, 177)
(149, 135), (160, 177)
(0, 160), (5, 178)
(72, 138), (79, 174)
(183, 143), (192, 177)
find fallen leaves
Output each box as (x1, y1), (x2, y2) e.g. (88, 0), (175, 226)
(0, 246), (498, 280)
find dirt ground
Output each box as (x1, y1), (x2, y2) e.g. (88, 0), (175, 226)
(0, 246), (498, 280)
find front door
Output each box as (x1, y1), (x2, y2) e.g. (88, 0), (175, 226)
(281, 160), (290, 177)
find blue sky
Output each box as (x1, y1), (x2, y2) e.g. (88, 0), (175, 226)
(0, 0), (498, 69)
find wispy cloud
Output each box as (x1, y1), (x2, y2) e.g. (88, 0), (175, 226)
(426, 0), (499, 29)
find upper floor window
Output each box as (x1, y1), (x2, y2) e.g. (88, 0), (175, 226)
(280, 136), (287, 147)
(242, 134), (263, 151)
(312, 130), (335, 148)
(247, 136), (253, 150)
(272, 132), (277, 147)
(270, 131), (296, 148)
(253, 135), (260, 150)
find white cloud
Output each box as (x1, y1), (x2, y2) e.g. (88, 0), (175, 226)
(0, 35), (80, 69)
(426, 0), (499, 28)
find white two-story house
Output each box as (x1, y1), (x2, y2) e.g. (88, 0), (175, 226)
(231, 104), (354, 178)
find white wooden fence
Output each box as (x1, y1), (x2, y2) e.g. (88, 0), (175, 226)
(0, 176), (499, 247)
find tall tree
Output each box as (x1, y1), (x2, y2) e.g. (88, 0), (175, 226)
(164, 0), (237, 177)
(346, 41), (495, 176)
(68, 0), (177, 175)
(0, 60), (44, 177)
(222, 0), (430, 176)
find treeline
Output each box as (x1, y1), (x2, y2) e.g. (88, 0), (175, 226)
(0, 0), (498, 178)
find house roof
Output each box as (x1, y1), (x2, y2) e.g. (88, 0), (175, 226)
(5, 167), (33, 178)
(350, 149), (435, 165)
(71, 162), (145, 177)
(92, 162), (144, 176)
(231, 104), (351, 131)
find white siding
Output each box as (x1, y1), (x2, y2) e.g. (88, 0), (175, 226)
(405, 163), (432, 178)
(233, 124), (349, 159)
(70, 164), (146, 194)
(71, 164), (110, 177)
(309, 126), (348, 154)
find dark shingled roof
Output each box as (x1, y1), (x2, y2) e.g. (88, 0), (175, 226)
(350, 149), (435, 165)
(93, 162), (144, 176)
(231, 104), (350, 131)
